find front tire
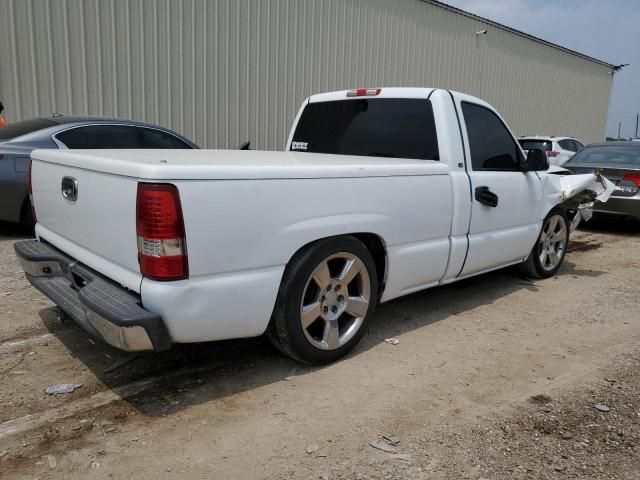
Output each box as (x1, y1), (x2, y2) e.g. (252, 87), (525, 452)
(269, 236), (378, 365)
(519, 209), (569, 279)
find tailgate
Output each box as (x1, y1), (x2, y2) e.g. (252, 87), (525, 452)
(31, 152), (142, 292)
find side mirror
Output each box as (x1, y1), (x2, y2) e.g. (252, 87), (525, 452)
(524, 148), (549, 171)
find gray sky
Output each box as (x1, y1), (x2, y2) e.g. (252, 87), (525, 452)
(442, 0), (640, 139)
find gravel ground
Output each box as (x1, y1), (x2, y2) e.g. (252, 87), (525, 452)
(319, 351), (640, 480)
(0, 218), (639, 479)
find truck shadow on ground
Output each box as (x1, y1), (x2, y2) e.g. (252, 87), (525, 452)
(579, 216), (640, 235)
(0, 220), (32, 240)
(37, 255), (605, 418)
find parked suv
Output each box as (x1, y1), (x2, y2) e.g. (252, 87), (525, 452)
(518, 136), (584, 166)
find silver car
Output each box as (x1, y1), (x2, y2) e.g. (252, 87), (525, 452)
(0, 116), (198, 229)
(564, 142), (640, 222)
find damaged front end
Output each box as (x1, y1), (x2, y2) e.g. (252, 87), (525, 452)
(543, 169), (617, 232)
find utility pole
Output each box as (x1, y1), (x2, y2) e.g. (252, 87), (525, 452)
(635, 113), (639, 138)
(609, 64), (629, 141)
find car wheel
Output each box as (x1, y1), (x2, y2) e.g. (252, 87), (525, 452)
(519, 209), (569, 279)
(268, 236), (378, 365)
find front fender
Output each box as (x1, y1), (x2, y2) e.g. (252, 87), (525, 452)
(541, 172), (616, 222)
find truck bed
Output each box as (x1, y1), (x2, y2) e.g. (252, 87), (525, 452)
(31, 149), (449, 180)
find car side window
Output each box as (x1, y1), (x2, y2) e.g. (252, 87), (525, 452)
(139, 128), (193, 148)
(558, 139), (574, 151)
(56, 125), (142, 148)
(461, 102), (522, 171)
(573, 140), (584, 151)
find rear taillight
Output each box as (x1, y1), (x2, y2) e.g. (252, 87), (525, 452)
(28, 160), (36, 222)
(136, 183), (188, 281)
(547, 151), (559, 158)
(346, 88), (381, 97)
(623, 173), (640, 187)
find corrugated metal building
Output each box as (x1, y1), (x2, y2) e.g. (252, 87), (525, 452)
(0, 0), (614, 148)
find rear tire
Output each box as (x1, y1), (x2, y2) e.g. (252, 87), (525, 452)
(268, 236), (378, 365)
(519, 209), (569, 279)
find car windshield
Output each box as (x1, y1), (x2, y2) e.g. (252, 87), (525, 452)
(518, 140), (552, 151)
(0, 118), (57, 140)
(566, 145), (640, 166)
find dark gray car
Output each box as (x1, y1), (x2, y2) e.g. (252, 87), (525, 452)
(564, 142), (640, 222)
(0, 116), (198, 228)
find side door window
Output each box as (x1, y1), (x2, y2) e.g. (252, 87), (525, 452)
(558, 139), (574, 152)
(138, 128), (193, 148)
(55, 125), (142, 148)
(461, 102), (522, 171)
(573, 140), (584, 151)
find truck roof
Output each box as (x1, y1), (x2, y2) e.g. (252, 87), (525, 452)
(307, 87), (437, 103)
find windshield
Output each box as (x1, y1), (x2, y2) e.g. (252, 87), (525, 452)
(518, 140), (552, 151)
(290, 98), (439, 160)
(566, 145), (640, 167)
(0, 118), (56, 141)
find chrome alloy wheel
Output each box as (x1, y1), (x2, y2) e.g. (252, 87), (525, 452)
(538, 214), (567, 271)
(300, 252), (371, 350)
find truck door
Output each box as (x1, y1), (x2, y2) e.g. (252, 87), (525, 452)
(455, 98), (544, 278)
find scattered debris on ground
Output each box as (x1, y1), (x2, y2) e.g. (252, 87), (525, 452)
(370, 438), (398, 453)
(593, 403), (610, 413)
(45, 384), (82, 395)
(388, 453), (412, 461)
(383, 434), (400, 446)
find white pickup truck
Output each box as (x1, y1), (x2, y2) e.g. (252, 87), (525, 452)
(15, 88), (611, 364)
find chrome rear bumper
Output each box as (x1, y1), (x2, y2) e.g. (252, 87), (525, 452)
(14, 240), (170, 352)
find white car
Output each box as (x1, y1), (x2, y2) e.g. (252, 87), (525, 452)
(15, 88), (610, 365)
(518, 136), (584, 166)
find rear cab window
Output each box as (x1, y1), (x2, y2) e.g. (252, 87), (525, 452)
(290, 98), (439, 161)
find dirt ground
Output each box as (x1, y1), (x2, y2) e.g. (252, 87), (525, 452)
(0, 219), (639, 480)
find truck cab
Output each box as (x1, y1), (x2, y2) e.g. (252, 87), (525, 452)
(287, 88), (548, 280)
